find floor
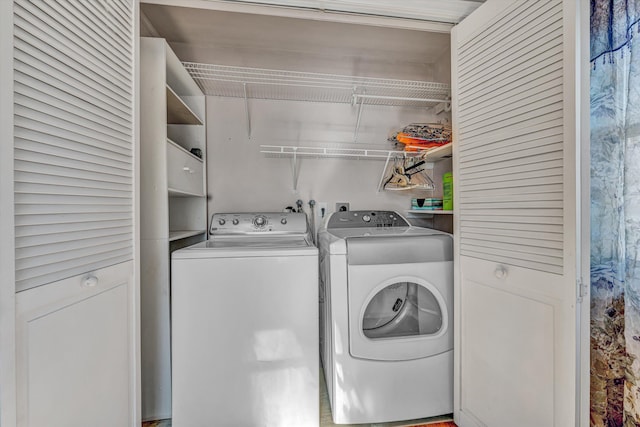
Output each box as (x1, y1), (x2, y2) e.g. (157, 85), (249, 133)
(142, 370), (456, 427)
(142, 422), (456, 427)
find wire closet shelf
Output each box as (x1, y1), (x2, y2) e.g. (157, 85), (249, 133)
(259, 142), (452, 161)
(182, 62), (451, 107)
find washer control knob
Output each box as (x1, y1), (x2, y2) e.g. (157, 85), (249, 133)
(253, 216), (267, 228)
(218, 218), (226, 225)
(281, 218), (287, 225)
(232, 218), (239, 225)
(362, 214), (371, 223)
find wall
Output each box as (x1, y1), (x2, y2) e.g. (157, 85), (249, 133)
(205, 96), (451, 228)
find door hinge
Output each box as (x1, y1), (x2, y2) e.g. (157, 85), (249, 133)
(577, 277), (588, 302)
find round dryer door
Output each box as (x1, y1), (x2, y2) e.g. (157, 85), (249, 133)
(362, 281), (443, 339)
(348, 263), (453, 361)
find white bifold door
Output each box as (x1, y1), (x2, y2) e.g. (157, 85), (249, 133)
(452, 1), (586, 426)
(12, 1), (137, 426)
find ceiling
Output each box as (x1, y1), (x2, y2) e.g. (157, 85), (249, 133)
(209, 0), (486, 24)
(140, 1), (483, 80)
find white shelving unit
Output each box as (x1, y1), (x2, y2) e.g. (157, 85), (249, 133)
(140, 37), (207, 421)
(183, 59), (453, 205)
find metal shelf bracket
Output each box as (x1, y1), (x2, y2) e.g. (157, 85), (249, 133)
(353, 88), (366, 142)
(290, 147), (300, 191)
(243, 83), (251, 140)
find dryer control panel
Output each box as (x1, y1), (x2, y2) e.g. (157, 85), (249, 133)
(327, 210), (409, 229)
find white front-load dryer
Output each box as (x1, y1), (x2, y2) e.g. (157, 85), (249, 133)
(318, 210), (453, 424)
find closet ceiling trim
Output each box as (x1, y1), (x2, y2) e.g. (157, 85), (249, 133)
(139, 0), (456, 32)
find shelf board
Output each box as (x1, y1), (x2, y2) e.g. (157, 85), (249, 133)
(168, 187), (205, 197)
(167, 138), (204, 163)
(165, 43), (203, 97)
(420, 142), (452, 162)
(407, 210), (454, 215)
(166, 85), (204, 125)
(169, 230), (206, 241)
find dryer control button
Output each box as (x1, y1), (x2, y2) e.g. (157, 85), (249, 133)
(218, 219), (226, 225)
(281, 218), (287, 225)
(232, 219), (239, 225)
(362, 214), (371, 223)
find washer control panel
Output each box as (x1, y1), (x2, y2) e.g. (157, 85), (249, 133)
(210, 212), (308, 235)
(327, 210), (409, 229)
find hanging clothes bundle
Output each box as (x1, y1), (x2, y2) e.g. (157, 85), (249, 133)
(381, 153), (435, 191)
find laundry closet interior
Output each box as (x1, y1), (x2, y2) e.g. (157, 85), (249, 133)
(137, 1), (583, 426)
(139, 0), (456, 223)
(139, 0), (459, 423)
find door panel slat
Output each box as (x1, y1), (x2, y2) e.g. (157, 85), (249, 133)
(460, 220), (563, 234)
(460, 130), (563, 159)
(461, 158), (563, 179)
(459, 250), (563, 275)
(14, 0), (134, 291)
(15, 219), (133, 238)
(460, 144), (563, 168)
(460, 49), (563, 110)
(460, 184), (563, 199)
(461, 228), (563, 243)
(460, 71), (563, 123)
(459, 21), (562, 91)
(459, 104), (563, 139)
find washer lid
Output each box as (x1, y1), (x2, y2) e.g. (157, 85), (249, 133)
(172, 235), (318, 259)
(329, 226), (446, 240)
(205, 236), (312, 248)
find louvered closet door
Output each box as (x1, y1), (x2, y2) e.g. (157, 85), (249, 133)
(14, 0), (134, 291)
(452, 1), (581, 426)
(12, 1), (137, 426)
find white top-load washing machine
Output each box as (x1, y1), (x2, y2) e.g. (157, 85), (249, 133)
(171, 212), (319, 427)
(318, 210), (453, 424)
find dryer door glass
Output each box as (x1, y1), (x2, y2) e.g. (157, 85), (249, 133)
(362, 282), (442, 339)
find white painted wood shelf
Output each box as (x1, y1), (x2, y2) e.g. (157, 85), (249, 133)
(168, 188), (206, 197)
(166, 85), (203, 125)
(407, 210), (454, 215)
(167, 138), (204, 163)
(169, 230), (207, 241)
